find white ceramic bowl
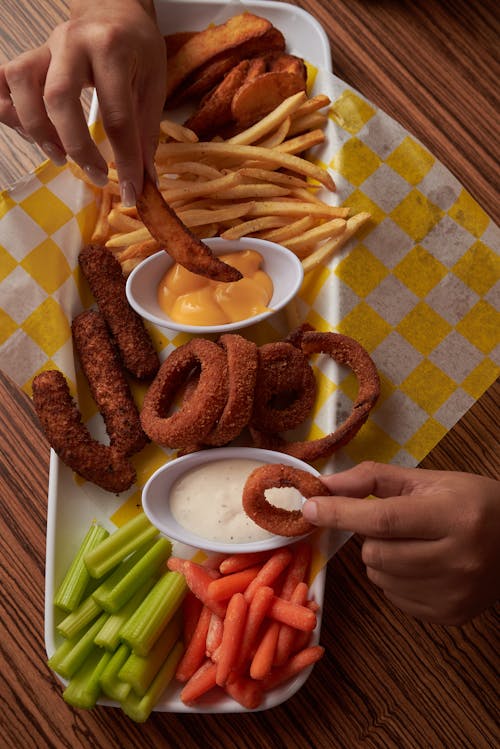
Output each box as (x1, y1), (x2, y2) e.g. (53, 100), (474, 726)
(125, 237), (303, 334)
(141, 446), (320, 554)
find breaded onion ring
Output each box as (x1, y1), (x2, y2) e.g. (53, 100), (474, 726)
(203, 334), (258, 446)
(140, 338), (228, 448)
(78, 244), (160, 380)
(251, 331), (380, 461)
(250, 341), (316, 433)
(32, 370), (135, 493)
(242, 463), (328, 536)
(72, 310), (148, 457)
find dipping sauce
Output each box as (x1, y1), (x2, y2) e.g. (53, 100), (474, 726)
(157, 250), (273, 326)
(169, 459), (304, 543)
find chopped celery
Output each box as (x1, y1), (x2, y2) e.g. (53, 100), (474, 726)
(63, 648), (111, 710)
(48, 612), (109, 680)
(84, 512), (158, 579)
(118, 611), (182, 697)
(54, 523), (109, 612)
(121, 641), (184, 722)
(57, 592), (102, 640)
(94, 577), (157, 652)
(120, 571), (187, 657)
(99, 644), (132, 702)
(93, 537), (171, 614)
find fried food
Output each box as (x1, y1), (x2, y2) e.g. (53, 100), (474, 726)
(164, 13), (276, 101)
(242, 463), (328, 536)
(203, 334), (259, 446)
(231, 70), (307, 129)
(32, 370), (135, 493)
(250, 341), (316, 433)
(72, 310), (148, 457)
(140, 338), (228, 448)
(184, 60), (251, 139)
(250, 331), (380, 461)
(78, 244), (160, 380)
(136, 174), (242, 282)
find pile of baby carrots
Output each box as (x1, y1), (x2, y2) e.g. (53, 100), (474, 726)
(168, 542), (324, 709)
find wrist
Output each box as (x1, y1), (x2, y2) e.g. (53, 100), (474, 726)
(70, 0), (157, 21)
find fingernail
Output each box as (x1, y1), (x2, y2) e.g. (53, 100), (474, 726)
(120, 180), (136, 207)
(302, 500), (318, 522)
(15, 127), (34, 143)
(84, 164), (108, 188)
(42, 142), (67, 167)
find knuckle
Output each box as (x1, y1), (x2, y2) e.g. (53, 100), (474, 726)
(102, 109), (130, 138)
(4, 57), (33, 86)
(44, 79), (73, 111)
(361, 539), (381, 569)
(373, 505), (397, 537)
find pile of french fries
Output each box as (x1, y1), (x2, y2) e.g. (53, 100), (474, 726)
(73, 87), (369, 278)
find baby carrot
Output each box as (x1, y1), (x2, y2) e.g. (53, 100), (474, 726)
(219, 550), (271, 575)
(262, 646), (325, 691)
(249, 620), (280, 680)
(268, 595), (317, 631)
(180, 660), (218, 705)
(236, 585), (275, 669)
(279, 542), (312, 600)
(207, 565), (261, 601)
(182, 561), (227, 618)
(182, 591), (203, 647)
(166, 556), (186, 574)
(225, 674), (263, 710)
(215, 593), (248, 687)
(243, 548), (293, 602)
(274, 581), (309, 666)
(205, 612), (224, 658)
(175, 605), (212, 682)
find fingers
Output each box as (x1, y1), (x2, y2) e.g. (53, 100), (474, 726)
(302, 493), (446, 539)
(319, 461), (424, 499)
(1, 46), (66, 161)
(44, 27), (109, 185)
(361, 537), (450, 577)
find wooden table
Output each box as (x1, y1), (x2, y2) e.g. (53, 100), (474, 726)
(1, 1), (498, 747)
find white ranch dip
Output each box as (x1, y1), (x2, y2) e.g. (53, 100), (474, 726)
(169, 458), (304, 543)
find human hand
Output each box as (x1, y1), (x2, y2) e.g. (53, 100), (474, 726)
(302, 462), (500, 625)
(0, 0), (166, 204)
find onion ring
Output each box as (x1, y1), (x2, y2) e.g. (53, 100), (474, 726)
(140, 338), (228, 448)
(250, 331), (380, 461)
(242, 463), (328, 536)
(203, 334), (258, 446)
(250, 341), (316, 433)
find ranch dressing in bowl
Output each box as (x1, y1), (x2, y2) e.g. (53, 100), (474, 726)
(169, 458), (302, 543)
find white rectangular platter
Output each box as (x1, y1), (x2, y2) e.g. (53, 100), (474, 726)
(45, 0), (344, 714)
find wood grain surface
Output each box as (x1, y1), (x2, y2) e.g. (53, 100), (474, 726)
(0, 1), (498, 747)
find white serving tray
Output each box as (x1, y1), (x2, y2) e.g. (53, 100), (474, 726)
(45, 0), (343, 714)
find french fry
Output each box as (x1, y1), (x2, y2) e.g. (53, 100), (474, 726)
(160, 119), (199, 143)
(282, 218), (347, 256)
(246, 200), (349, 219)
(236, 166), (310, 189)
(105, 226), (152, 248)
(157, 161), (223, 180)
(90, 186), (113, 243)
(177, 202), (254, 227)
(220, 215), (289, 240)
(155, 141), (336, 190)
(107, 208), (143, 233)
(258, 215), (316, 242)
(117, 239), (160, 262)
(275, 128), (326, 155)
(302, 211), (371, 273)
(256, 116), (291, 148)
(292, 93), (331, 118)
(160, 170), (242, 203)
(227, 90), (306, 145)
(287, 112), (328, 137)
(208, 183), (290, 200)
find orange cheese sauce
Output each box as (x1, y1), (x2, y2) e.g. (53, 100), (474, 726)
(157, 250), (273, 326)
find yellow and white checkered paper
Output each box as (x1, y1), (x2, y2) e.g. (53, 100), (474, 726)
(0, 67), (499, 525)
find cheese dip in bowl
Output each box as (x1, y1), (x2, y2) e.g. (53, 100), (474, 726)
(141, 447), (320, 554)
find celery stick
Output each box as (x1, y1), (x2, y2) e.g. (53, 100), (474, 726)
(118, 611), (182, 697)
(121, 641), (184, 722)
(49, 612), (109, 680)
(94, 577), (157, 652)
(120, 571), (187, 657)
(99, 643), (132, 702)
(90, 539), (156, 612)
(84, 513), (158, 579)
(93, 537), (171, 614)
(54, 523), (109, 612)
(63, 648), (111, 710)
(57, 592), (102, 640)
